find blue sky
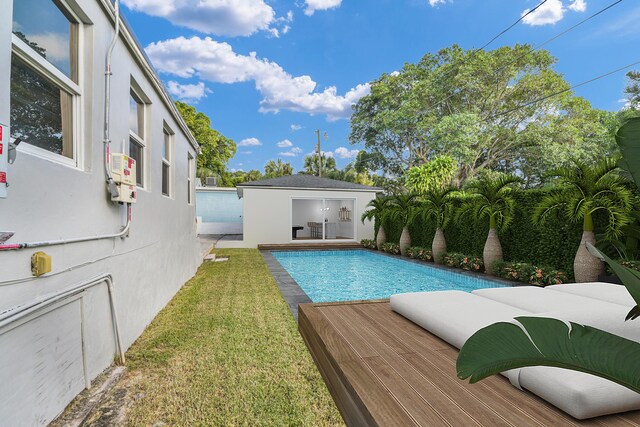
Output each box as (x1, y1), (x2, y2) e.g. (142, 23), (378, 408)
(119, 0), (640, 173)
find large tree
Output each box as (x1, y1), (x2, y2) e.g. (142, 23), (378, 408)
(626, 71), (640, 110)
(349, 44), (618, 187)
(175, 101), (236, 184)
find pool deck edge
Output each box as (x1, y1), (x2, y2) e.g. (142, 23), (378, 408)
(261, 250), (312, 322)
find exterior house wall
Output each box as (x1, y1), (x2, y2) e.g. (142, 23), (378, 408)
(241, 187), (377, 247)
(0, 0), (200, 425)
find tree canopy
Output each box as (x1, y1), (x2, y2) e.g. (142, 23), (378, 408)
(626, 71), (640, 110)
(176, 101), (236, 185)
(264, 159), (293, 178)
(349, 44), (619, 188)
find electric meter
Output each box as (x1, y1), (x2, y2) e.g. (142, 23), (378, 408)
(111, 153), (136, 186)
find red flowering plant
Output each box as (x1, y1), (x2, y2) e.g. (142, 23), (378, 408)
(493, 261), (568, 286)
(406, 246), (434, 261)
(360, 239), (377, 249)
(382, 242), (401, 255)
(459, 255), (484, 272)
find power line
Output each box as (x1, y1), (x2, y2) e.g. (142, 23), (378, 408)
(489, 59), (640, 120)
(420, 0), (624, 117)
(383, 0), (551, 115)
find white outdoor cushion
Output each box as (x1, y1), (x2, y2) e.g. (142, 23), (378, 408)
(390, 290), (528, 386)
(516, 367), (640, 419)
(497, 305), (640, 419)
(472, 286), (628, 313)
(390, 290), (531, 349)
(391, 289), (640, 419)
(546, 282), (635, 307)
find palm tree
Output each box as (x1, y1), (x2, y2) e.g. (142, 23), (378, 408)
(418, 186), (459, 264)
(264, 159), (293, 178)
(533, 159), (635, 282)
(303, 154), (336, 176)
(461, 174), (521, 275)
(361, 196), (392, 250)
(388, 194), (420, 256)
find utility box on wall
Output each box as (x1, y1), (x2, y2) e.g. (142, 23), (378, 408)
(0, 123), (8, 199)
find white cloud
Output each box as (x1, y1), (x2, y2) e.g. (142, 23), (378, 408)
(522, 0), (565, 26)
(277, 139), (293, 148)
(334, 147), (360, 159)
(568, 0), (586, 12)
(238, 137), (262, 147)
(290, 124), (302, 131)
(308, 150), (334, 158)
(428, 0), (447, 6)
(166, 81), (209, 102)
(121, 0), (290, 37)
(29, 33), (69, 63)
(521, 0), (587, 26)
(280, 147), (303, 157)
(146, 36), (370, 120)
(240, 150), (253, 154)
(304, 0), (342, 16)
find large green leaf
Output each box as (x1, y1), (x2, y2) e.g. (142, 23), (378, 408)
(587, 242), (640, 320)
(457, 316), (640, 393)
(616, 117), (640, 189)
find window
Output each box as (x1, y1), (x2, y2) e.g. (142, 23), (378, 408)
(162, 125), (173, 197)
(129, 88), (146, 187)
(291, 198), (355, 241)
(10, 0), (81, 163)
(187, 153), (195, 204)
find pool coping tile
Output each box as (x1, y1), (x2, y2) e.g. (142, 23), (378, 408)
(261, 250), (311, 322)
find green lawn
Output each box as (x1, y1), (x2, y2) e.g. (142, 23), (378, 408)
(122, 249), (343, 426)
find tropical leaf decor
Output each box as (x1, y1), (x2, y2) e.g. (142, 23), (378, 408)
(456, 316), (640, 394)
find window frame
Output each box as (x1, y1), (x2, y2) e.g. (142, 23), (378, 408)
(129, 86), (148, 188)
(187, 152), (195, 205)
(161, 123), (174, 198)
(11, 1), (84, 168)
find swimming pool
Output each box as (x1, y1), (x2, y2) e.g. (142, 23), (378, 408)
(272, 250), (507, 302)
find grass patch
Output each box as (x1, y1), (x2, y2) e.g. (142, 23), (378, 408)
(122, 249), (343, 426)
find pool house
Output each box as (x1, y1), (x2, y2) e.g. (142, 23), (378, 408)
(233, 175), (382, 248)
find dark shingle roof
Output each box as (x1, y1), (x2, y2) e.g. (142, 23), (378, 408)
(237, 174), (382, 191)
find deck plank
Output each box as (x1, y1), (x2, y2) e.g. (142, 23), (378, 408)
(299, 300), (640, 427)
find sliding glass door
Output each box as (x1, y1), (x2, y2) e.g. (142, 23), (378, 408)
(291, 198), (355, 241)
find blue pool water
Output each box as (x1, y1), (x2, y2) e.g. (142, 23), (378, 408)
(272, 250), (506, 302)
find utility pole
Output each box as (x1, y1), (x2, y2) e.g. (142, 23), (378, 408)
(315, 129), (327, 177)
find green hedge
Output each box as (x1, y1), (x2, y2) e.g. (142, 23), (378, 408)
(379, 189), (606, 279)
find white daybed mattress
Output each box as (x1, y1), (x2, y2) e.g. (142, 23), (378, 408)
(390, 284), (640, 419)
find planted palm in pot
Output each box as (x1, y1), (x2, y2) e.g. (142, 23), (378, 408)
(361, 196), (392, 250)
(418, 186), (459, 264)
(533, 158), (634, 282)
(388, 194), (419, 256)
(460, 173), (521, 275)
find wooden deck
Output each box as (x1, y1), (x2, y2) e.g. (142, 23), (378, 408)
(258, 242), (363, 250)
(299, 300), (640, 427)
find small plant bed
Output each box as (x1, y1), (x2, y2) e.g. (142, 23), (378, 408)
(119, 249), (343, 426)
(381, 242), (401, 255)
(442, 252), (485, 273)
(405, 246), (434, 262)
(493, 260), (569, 286)
(360, 239), (377, 249)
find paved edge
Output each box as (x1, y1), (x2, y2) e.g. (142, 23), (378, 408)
(260, 250), (311, 322)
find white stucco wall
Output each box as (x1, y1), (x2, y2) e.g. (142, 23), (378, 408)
(241, 187), (378, 247)
(0, 1), (200, 425)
